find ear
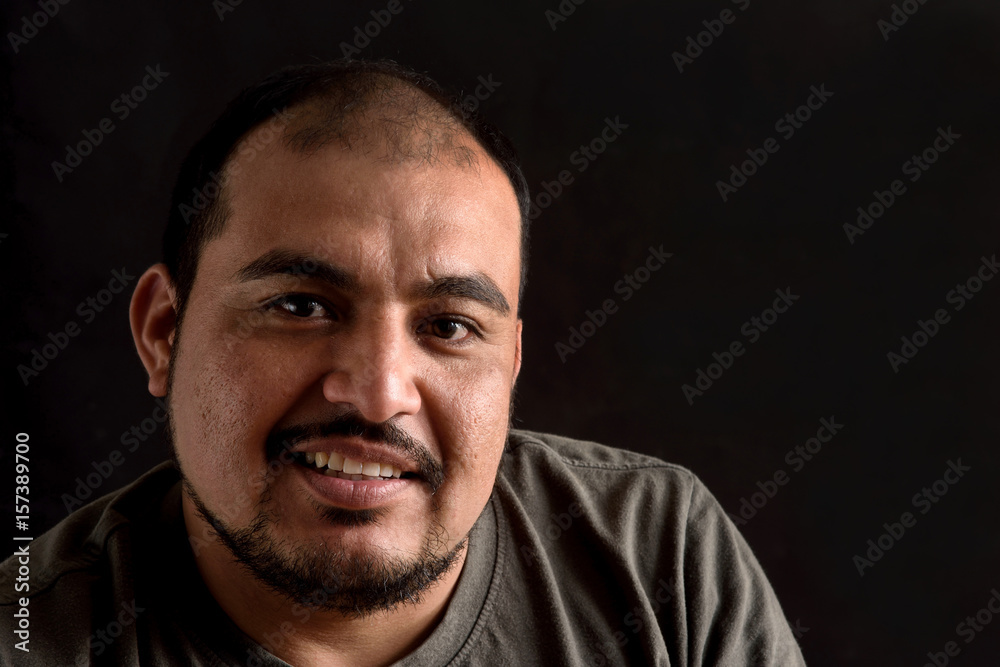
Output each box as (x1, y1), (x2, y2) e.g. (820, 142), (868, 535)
(130, 263), (178, 397)
(512, 319), (523, 385)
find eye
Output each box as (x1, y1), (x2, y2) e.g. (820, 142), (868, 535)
(266, 294), (332, 319)
(431, 319), (465, 340)
(418, 317), (479, 343)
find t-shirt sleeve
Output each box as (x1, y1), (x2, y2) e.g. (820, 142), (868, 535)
(677, 476), (807, 666)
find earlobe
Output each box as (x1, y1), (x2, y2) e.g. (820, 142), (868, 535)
(129, 264), (178, 397)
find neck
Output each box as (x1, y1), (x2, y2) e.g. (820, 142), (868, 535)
(181, 496), (466, 667)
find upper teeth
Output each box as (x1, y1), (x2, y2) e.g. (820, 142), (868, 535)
(303, 451), (402, 479)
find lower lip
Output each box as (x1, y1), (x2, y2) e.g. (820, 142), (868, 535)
(293, 463), (415, 508)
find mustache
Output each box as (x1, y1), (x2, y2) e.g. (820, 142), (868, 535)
(266, 410), (445, 492)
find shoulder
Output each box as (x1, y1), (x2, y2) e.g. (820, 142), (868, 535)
(496, 429), (728, 574)
(504, 428), (695, 475)
(500, 429), (775, 568)
(0, 463), (181, 663)
(0, 461), (180, 605)
(501, 428), (705, 512)
(496, 429), (786, 604)
(506, 428), (686, 470)
(491, 430), (806, 665)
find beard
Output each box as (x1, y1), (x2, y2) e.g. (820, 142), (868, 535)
(182, 475), (467, 618)
(163, 319), (516, 618)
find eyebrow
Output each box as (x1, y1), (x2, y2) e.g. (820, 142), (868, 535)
(234, 250), (358, 290)
(417, 274), (511, 317)
(233, 249), (511, 316)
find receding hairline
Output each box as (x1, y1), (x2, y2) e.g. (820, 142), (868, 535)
(280, 74), (484, 165)
(226, 75), (485, 178)
(208, 77), (507, 240)
(165, 61), (531, 322)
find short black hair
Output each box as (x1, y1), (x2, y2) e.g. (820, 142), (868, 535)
(163, 59), (530, 319)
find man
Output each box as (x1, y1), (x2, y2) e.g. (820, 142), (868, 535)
(1, 60), (806, 665)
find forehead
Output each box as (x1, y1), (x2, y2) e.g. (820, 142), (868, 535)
(206, 123), (521, 299)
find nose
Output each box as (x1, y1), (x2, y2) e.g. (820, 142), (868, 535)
(320, 315), (422, 424)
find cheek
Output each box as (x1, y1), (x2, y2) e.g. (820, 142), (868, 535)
(169, 329), (310, 505)
(430, 362), (512, 505)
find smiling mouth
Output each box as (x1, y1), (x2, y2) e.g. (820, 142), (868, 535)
(290, 451), (420, 481)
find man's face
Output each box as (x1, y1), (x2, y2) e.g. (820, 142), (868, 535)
(165, 120), (522, 613)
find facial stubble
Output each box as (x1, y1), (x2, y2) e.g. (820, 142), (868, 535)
(164, 325), (475, 619)
(182, 474), (467, 618)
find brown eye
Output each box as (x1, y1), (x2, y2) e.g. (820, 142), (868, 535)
(418, 316), (479, 344)
(431, 319), (466, 340)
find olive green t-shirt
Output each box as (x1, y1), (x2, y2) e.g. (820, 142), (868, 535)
(0, 430), (806, 665)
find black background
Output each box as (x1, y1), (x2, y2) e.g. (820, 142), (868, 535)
(4, 0), (1000, 664)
